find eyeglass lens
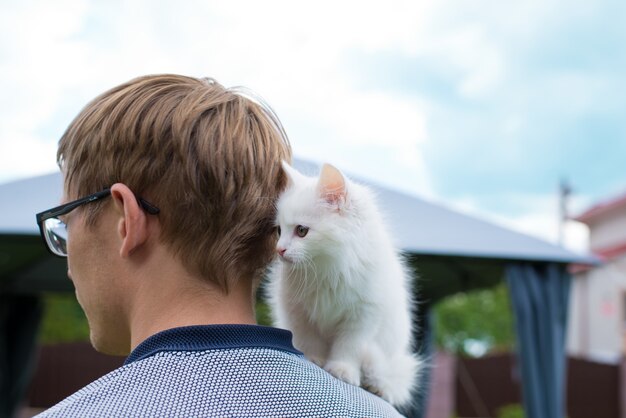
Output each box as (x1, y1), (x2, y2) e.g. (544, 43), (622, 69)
(43, 218), (68, 257)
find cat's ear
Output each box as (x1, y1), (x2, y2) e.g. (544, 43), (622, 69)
(281, 160), (306, 187)
(317, 163), (347, 209)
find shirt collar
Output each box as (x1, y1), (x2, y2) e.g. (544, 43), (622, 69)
(125, 324), (301, 365)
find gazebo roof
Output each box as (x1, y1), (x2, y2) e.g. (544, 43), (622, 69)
(293, 158), (592, 264)
(0, 162), (595, 299)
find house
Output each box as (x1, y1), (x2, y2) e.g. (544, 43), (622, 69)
(568, 191), (626, 363)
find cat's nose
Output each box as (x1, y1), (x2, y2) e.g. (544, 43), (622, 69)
(277, 247), (286, 257)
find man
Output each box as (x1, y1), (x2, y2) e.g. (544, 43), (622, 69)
(35, 75), (403, 417)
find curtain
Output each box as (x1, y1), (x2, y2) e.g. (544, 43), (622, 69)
(506, 263), (571, 418)
(0, 294), (42, 418)
(406, 302), (433, 418)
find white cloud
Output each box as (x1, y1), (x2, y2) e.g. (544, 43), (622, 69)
(423, 23), (506, 99)
(0, 0), (617, 256)
(0, 0), (437, 198)
(0, 0), (91, 183)
(0, 133), (58, 182)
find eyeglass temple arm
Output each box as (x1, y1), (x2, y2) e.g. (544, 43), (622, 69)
(36, 189), (112, 222)
(137, 198), (160, 215)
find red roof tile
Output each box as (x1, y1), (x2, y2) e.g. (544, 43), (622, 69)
(570, 241), (626, 273)
(574, 191), (626, 223)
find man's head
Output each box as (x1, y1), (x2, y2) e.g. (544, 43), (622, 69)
(59, 74), (291, 292)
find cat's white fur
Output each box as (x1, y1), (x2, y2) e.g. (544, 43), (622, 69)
(268, 162), (420, 407)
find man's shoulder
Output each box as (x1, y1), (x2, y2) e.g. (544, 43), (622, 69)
(37, 346), (403, 417)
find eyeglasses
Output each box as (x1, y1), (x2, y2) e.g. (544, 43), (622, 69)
(35, 188), (160, 258)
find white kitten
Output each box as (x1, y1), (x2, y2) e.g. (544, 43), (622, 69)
(268, 162), (421, 408)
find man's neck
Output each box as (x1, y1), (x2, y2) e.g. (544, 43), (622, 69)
(127, 253), (256, 352)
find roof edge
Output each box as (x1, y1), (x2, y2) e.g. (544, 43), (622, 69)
(404, 247), (600, 265)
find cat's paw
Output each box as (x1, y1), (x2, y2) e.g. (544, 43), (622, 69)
(324, 360), (361, 386)
(307, 355), (325, 368)
(361, 352), (420, 407)
(361, 381), (385, 398)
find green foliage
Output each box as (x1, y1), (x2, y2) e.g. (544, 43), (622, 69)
(39, 295), (275, 345)
(433, 282), (514, 356)
(497, 403), (525, 418)
(256, 301), (273, 326)
(39, 293), (90, 344)
(39, 284), (513, 354)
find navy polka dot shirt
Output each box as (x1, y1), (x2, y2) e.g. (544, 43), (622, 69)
(36, 325), (403, 417)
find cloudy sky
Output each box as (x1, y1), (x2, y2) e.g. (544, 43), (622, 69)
(1, 0), (625, 252)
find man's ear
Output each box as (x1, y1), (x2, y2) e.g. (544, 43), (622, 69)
(110, 183), (149, 258)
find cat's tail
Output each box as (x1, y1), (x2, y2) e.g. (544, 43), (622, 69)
(361, 347), (424, 409)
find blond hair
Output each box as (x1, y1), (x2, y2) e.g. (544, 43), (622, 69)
(58, 74), (291, 291)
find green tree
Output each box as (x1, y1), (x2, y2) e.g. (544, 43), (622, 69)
(433, 282), (514, 356)
(39, 293), (90, 344)
(39, 293), (275, 344)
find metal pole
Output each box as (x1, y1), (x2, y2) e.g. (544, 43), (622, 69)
(558, 179), (572, 246)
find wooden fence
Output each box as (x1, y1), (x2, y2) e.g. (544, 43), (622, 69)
(25, 344), (626, 418)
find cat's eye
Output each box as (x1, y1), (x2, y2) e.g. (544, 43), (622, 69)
(295, 225), (309, 238)
(276, 226), (281, 237)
